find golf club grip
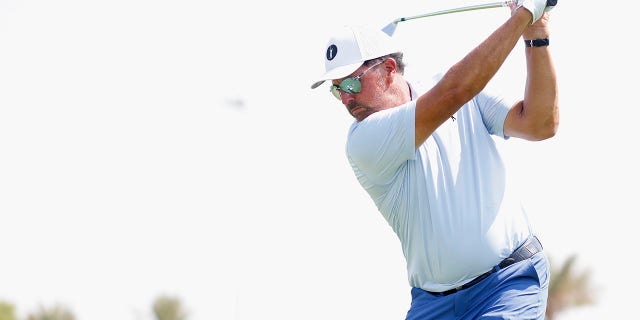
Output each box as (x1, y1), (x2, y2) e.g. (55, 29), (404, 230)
(546, 0), (557, 6)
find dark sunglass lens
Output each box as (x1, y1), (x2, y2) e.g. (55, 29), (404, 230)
(340, 78), (361, 94)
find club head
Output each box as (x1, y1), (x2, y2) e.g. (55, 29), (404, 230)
(381, 21), (397, 36)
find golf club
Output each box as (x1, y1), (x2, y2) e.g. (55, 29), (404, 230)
(381, 0), (557, 36)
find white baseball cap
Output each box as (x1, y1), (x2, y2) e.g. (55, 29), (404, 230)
(310, 25), (401, 89)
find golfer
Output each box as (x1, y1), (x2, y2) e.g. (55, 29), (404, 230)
(311, 1), (558, 319)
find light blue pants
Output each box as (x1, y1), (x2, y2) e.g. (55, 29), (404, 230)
(405, 253), (549, 320)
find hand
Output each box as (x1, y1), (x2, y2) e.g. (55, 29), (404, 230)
(523, 11), (551, 39)
(515, 0), (555, 24)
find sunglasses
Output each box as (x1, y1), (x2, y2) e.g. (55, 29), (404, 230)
(330, 60), (384, 100)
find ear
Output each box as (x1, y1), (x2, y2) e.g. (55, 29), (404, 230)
(381, 57), (398, 75)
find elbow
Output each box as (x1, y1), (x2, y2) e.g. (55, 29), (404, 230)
(528, 113), (560, 141)
(531, 124), (558, 141)
(512, 100), (559, 141)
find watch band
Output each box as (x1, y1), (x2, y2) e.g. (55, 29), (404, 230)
(524, 38), (549, 47)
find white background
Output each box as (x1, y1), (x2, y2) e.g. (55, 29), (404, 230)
(1, 1), (637, 319)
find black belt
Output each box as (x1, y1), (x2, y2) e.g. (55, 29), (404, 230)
(429, 236), (543, 296)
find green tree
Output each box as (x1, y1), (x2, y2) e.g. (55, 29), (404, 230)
(545, 254), (596, 320)
(0, 301), (17, 320)
(26, 304), (75, 320)
(152, 295), (188, 320)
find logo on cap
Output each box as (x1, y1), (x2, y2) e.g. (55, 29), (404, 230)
(326, 44), (337, 61)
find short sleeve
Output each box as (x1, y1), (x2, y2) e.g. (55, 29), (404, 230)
(346, 102), (416, 185)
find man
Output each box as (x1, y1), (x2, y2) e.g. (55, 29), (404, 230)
(310, 0), (558, 319)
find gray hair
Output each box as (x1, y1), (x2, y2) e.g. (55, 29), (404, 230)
(365, 52), (405, 74)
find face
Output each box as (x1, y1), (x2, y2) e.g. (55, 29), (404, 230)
(331, 60), (387, 121)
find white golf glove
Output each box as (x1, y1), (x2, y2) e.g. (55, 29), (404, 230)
(516, 0), (555, 24)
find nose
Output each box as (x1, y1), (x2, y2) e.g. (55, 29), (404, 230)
(341, 91), (355, 105)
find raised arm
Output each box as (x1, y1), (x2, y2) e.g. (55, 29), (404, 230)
(504, 12), (559, 140)
(414, 8), (533, 148)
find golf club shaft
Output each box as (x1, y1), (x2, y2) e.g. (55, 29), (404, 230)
(394, 1), (512, 24)
(382, 0), (557, 35)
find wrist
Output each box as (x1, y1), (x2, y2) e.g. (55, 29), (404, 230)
(524, 38), (549, 47)
(523, 31), (550, 39)
(523, 22), (550, 39)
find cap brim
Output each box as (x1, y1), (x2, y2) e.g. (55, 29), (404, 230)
(310, 61), (363, 89)
(310, 80), (325, 89)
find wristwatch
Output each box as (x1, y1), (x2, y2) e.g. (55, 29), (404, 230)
(524, 38), (549, 47)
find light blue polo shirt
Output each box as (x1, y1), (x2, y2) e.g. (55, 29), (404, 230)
(346, 79), (533, 292)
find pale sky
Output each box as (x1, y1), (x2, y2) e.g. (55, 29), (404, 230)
(1, 1), (637, 320)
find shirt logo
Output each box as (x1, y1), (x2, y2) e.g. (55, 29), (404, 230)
(326, 44), (337, 61)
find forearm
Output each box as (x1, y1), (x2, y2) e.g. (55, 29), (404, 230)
(505, 14), (559, 140)
(523, 45), (559, 138)
(415, 8), (532, 145)
(441, 8), (532, 105)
